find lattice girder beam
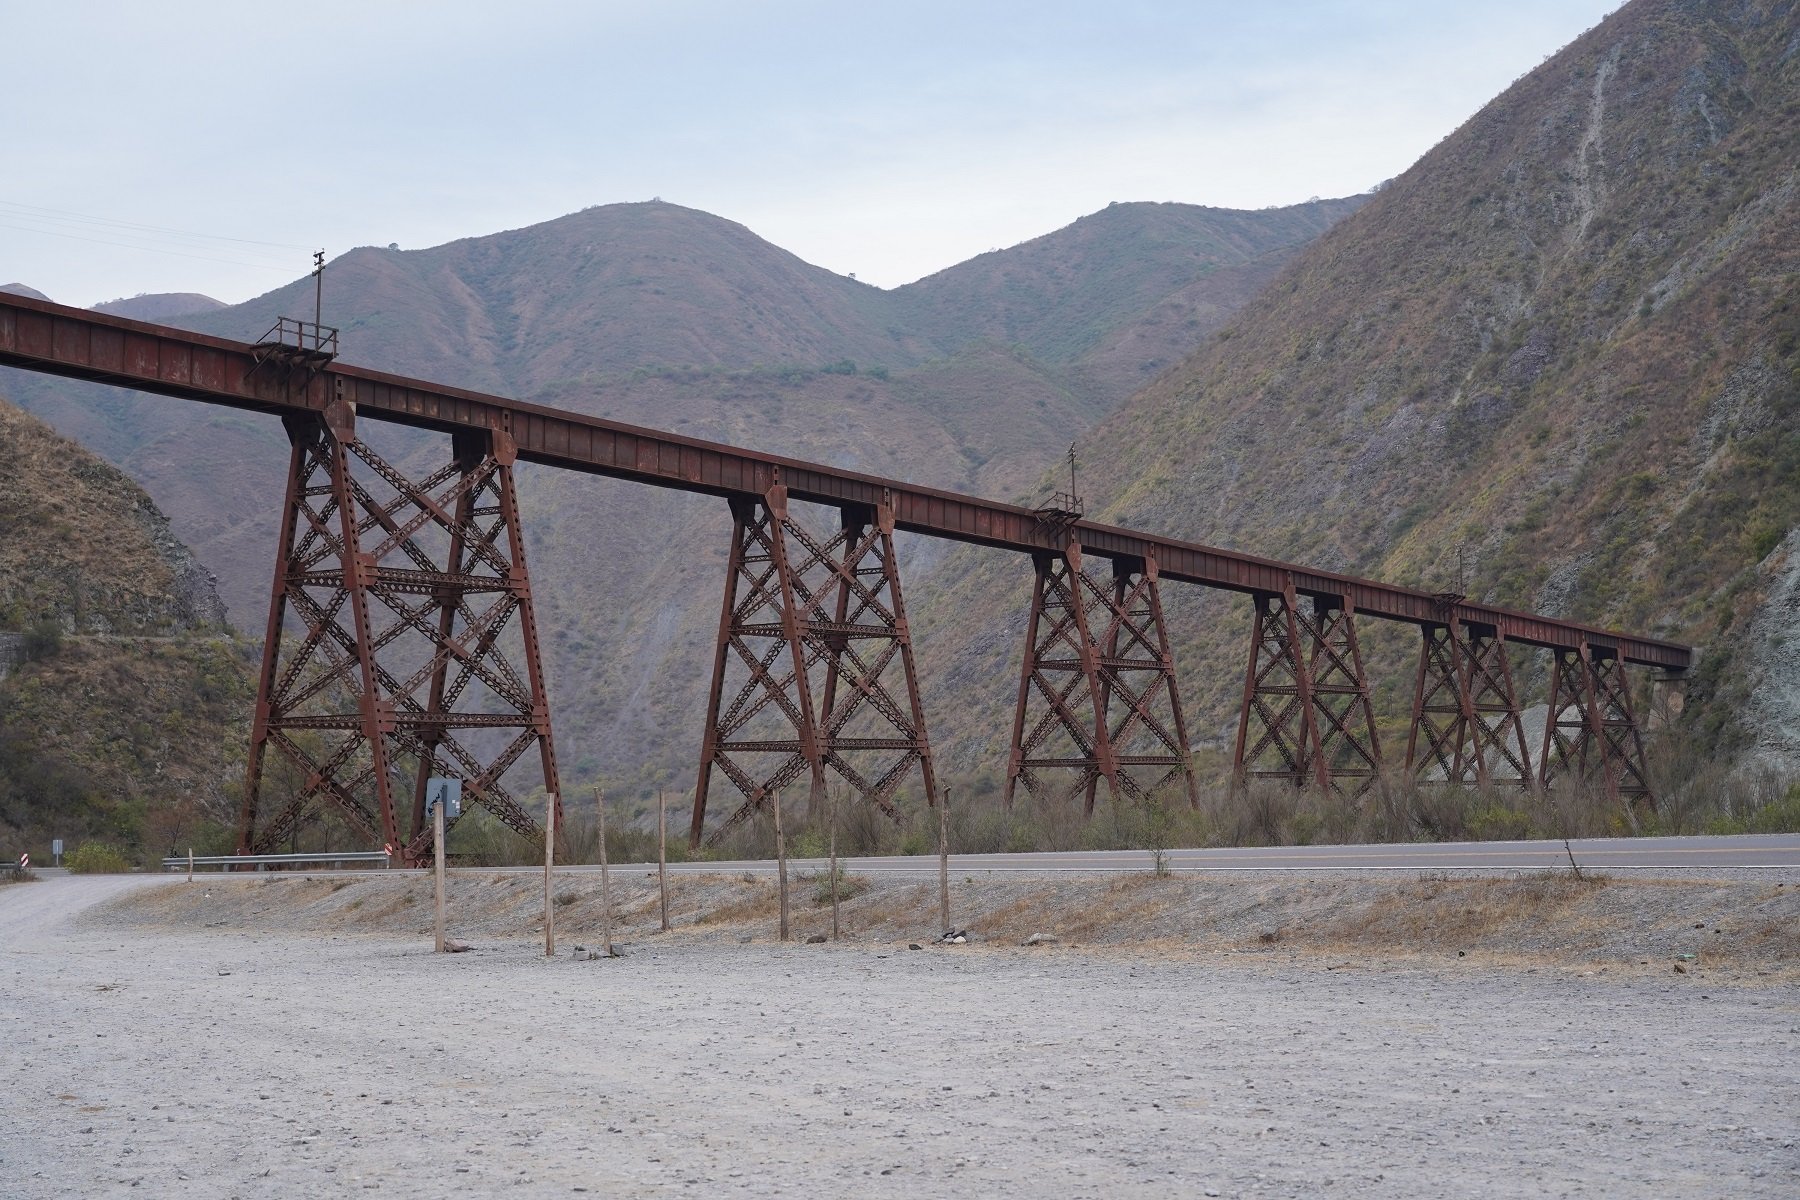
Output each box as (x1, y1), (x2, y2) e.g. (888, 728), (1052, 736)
(237, 394), (560, 864)
(690, 479), (937, 847)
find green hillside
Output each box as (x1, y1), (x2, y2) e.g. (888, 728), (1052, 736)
(0, 398), (253, 865)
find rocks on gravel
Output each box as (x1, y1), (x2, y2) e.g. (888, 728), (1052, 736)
(1022, 933), (1059, 946)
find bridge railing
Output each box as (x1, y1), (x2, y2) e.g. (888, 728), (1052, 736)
(161, 851), (391, 873)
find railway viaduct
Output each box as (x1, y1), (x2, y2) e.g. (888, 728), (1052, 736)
(0, 293), (1690, 859)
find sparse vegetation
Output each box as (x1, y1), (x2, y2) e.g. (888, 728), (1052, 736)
(64, 842), (134, 874)
(0, 399), (254, 866)
(808, 866), (871, 906)
(686, 749), (1794, 859)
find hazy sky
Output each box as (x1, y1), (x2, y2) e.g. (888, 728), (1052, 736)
(3, 0), (1622, 307)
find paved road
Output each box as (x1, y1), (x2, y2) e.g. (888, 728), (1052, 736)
(130, 832), (1800, 879)
(602, 832), (1800, 877)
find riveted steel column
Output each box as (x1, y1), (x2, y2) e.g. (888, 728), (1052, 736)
(239, 399), (559, 864)
(692, 484), (935, 847)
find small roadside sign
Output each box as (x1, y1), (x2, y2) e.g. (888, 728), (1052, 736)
(51, 839), (62, 866)
(425, 777), (461, 820)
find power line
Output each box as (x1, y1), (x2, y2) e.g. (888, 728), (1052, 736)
(0, 219), (304, 273)
(0, 198), (312, 252)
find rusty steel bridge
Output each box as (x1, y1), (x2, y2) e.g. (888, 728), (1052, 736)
(0, 292), (1690, 860)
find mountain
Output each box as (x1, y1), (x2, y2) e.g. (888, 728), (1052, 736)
(0, 284), (50, 301)
(894, 198), (1365, 401)
(91, 292), (225, 321)
(914, 0), (1800, 779)
(0, 397), (253, 864)
(1, 196), (1362, 796)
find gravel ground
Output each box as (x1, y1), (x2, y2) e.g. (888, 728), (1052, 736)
(2, 875), (1797, 1198)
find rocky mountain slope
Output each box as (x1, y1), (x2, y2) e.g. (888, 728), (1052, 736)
(0, 398), (253, 863)
(91, 292), (225, 321)
(916, 0), (1800, 779)
(2, 197), (1361, 795)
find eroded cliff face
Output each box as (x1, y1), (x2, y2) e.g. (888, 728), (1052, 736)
(1737, 529), (1800, 773)
(0, 400), (227, 635)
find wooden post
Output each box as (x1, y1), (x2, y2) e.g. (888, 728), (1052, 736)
(828, 786), (840, 940)
(597, 785), (614, 957)
(434, 798), (447, 954)
(543, 795), (556, 957)
(938, 785), (952, 934)
(657, 788), (670, 933)
(187, 848), (194, 884)
(774, 789), (790, 942)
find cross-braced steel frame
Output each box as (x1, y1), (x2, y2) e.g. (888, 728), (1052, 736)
(1540, 641), (1652, 809)
(237, 394), (560, 863)
(1405, 619), (1534, 788)
(1232, 584), (1382, 796)
(690, 479), (936, 847)
(1305, 599), (1384, 797)
(1005, 545), (1196, 812)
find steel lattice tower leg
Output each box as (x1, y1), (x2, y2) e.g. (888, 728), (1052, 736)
(1407, 621), (1478, 785)
(1004, 543), (1119, 813)
(1539, 641), (1652, 812)
(1304, 600), (1384, 797)
(1464, 627), (1533, 786)
(237, 395), (560, 863)
(1405, 619), (1533, 789)
(1091, 553), (1199, 809)
(690, 480), (936, 848)
(1232, 581), (1328, 792)
(816, 495), (940, 816)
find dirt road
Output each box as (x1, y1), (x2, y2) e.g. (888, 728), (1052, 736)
(2, 876), (1796, 1197)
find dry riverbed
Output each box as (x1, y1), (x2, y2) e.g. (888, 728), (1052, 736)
(2, 870), (1796, 1197)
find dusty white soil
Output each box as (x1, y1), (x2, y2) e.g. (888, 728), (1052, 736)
(2, 874), (1797, 1198)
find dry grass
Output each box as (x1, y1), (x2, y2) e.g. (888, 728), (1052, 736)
(692, 878), (780, 926)
(93, 867), (1800, 980)
(1314, 872), (1612, 951)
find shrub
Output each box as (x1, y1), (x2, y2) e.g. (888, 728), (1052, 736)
(810, 866), (871, 906)
(20, 619), (63, 662)
(1748, 785), (1800, 834)
(64, 843), (134, 874)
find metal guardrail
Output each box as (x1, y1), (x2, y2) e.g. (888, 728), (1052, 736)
(161, 851), (391, 872)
